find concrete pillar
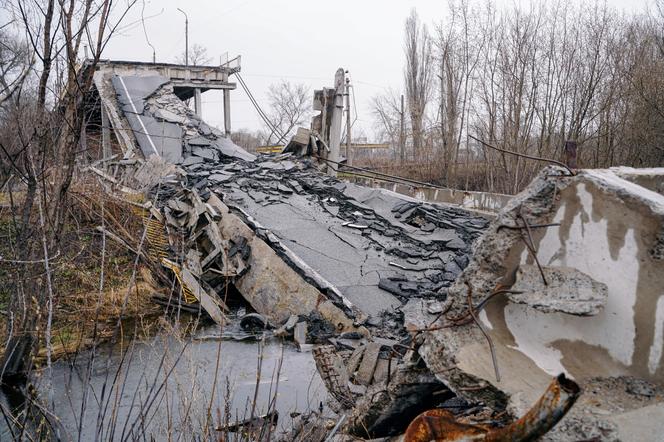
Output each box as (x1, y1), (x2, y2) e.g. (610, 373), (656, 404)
(223, 89), (231, 136)
(101, 104), (111, 164)
(327, 68), (345, 177)
(222, 72), (231, 136)
(194, 88), (202, 118)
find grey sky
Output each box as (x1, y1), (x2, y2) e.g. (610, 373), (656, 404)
(103, 0), (652, 140)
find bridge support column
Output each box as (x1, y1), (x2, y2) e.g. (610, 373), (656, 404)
(194, 88), (202, 118)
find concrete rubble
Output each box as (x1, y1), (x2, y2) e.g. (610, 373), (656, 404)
(86, 63), (663, 441)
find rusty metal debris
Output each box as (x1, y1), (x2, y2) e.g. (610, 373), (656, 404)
(464, 282), (501, 383)
(517, 206), (548, 286)
(312, 345), (355, 409)
(404, 374), (580, 442)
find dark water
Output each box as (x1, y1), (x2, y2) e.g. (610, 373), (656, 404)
(2, 321), (327, 440)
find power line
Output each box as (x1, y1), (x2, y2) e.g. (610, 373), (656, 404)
(241, 73), (331, 81)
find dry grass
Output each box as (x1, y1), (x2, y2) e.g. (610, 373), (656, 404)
(0, 178), (165, 365)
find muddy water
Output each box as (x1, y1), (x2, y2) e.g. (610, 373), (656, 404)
(483, 179), (664, 384)
(29, 321), (327, 440)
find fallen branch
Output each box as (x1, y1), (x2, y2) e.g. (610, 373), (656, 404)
(95, 225), (141, 257)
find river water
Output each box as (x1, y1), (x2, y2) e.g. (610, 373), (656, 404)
(5, 318), (327, 440)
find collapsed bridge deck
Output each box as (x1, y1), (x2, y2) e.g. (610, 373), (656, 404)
(88, 65), (489, 327)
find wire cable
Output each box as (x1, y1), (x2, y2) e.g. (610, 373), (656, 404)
(234, 72), (287, 142)
(235, 73), (281, 137)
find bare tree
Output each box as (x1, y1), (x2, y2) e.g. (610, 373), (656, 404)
(0, 0), (138, 384)
(231, 128), (262, 151)
(370, 88), (403, 159)
(175, 43), (212, 66)
(370, 0), (664, 193)
(0, 29), (33, 105)
(434, 0), (485, 186)
(404, 8), (432, 155)
(264, 80), (311, 145)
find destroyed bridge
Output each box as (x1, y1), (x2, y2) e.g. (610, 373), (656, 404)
(81, 59), (664, 441)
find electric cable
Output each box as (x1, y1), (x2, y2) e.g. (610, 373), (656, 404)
(234, 72), (287, 143)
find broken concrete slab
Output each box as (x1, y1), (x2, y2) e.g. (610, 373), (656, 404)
(109, 72), (258, 167)
(346, 345), (365, 375)
(355, 342), (381, 386)
(214, 137), (256, 162)
(417, 166), (664, 440)
(182, 156), (204, 166)
(608, 403), (664, 442)
(509, 265), (608, 315)
(401, 298), (444, 332)
(294, 321), (310, 351)
(127, 113), (183, 163)
(206, 194), (364, 333)
(222, 176), (485, 317)
(112, 75), (169, 114)
(153, 108), (187, 124)
(188, 136), (213, 146)
(208, 172), (234, 183)
(191, 146), (217, 161)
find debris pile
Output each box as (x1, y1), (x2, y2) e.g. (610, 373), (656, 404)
(86, 63), (664, 441)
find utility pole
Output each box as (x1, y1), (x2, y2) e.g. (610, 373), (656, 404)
(399, 94), (405, 163)
(328, 68), (345, 177)
(345, 74), (352, 166)
(177, 8), (188, 66)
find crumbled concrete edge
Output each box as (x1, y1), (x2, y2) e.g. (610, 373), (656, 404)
(418, 166), (572, 412)
(418, 165), (664, 428)
(582, 169), (664, 260)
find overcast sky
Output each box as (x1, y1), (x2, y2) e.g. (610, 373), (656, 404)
(102, 0), (653, 140)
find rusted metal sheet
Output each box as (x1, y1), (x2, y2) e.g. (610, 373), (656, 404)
(404, 374), (580, 442)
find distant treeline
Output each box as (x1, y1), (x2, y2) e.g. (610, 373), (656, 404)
(369, 0), (664, 193)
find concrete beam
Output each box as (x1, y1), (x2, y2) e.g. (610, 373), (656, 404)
(171, 81), (236, 90)
(207, 194), (364, 334)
